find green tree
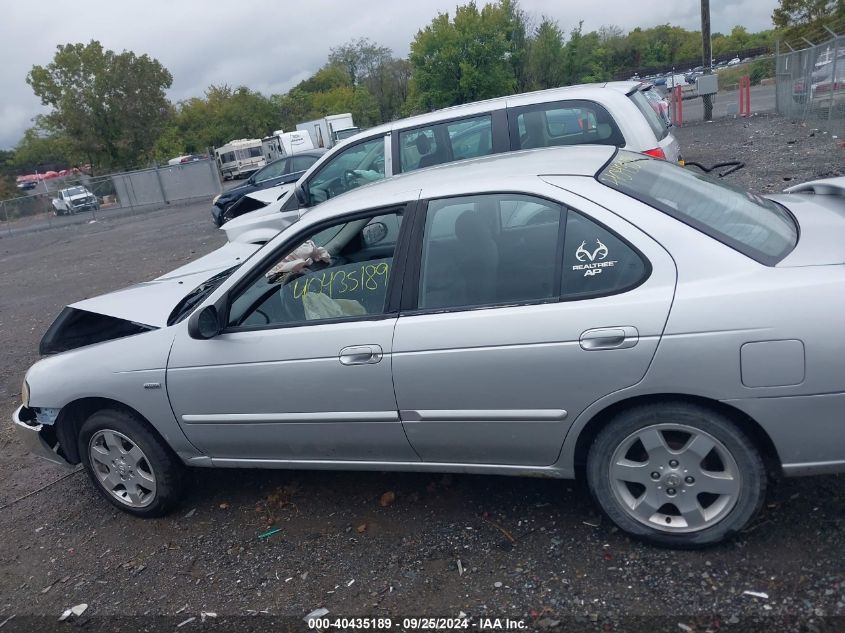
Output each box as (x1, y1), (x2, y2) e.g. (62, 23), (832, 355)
(526, 17), (566, 89)
(773, 0), (844, 43)
(161, 85), (279, 158)
(13, 125), (80, 171)
(328, 39), (410, 122)
(501, 0), (531, 91)
(27, 40), (172, 172)
(409, 1), (517, 111)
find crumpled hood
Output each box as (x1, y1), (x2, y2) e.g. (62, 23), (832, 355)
(68, 241), (260, 327)
(245, 183), (294, 204)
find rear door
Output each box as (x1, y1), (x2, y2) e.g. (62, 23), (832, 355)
(391, 183), (676, 466)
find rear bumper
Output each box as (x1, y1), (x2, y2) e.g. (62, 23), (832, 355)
(12, 406), (74, 468)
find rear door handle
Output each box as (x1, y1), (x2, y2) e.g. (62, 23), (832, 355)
(580, 326), (639, 351)
(339, 345), (383, 365)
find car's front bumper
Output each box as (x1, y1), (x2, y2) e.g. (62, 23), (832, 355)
(12, 405), (74, 467)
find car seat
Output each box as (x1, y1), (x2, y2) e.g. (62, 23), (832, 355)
(521, 110), (549, 149)
(415, 134), (441, 170)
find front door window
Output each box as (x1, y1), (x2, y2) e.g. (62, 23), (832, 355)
(228, 210), (404, 328)
(306, 137), (386, 205)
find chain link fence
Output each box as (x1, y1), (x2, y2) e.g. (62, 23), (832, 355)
(1, 158), (222, 236)
(776, 33), (845, 132)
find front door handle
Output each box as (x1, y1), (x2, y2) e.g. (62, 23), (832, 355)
(580, 326), (639, 351)
(339, 345), (383, 365)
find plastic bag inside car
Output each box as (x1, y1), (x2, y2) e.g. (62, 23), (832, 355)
(265, 240), (331, 283)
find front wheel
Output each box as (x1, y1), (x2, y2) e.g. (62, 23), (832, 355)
(586, 403), (766, 548)
(78, 409), (185, 517)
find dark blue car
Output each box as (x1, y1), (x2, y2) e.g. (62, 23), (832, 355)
(211, 150), (326, 227)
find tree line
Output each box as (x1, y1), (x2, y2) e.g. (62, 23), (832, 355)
(1, 0), (839, 187)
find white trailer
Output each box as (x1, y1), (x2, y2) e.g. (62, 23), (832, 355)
(261, 130), (315, 163)
(296, 113), (359, 149)
(214, 139), (266, 180)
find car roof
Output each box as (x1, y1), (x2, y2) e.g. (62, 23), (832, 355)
(356, 82), (641, 140)
(302, 145), (616, 224)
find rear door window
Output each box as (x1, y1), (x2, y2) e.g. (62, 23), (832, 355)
(417, 194), (563, 310)
(399, 115), (493, 173)
(509, 100), (625, 150)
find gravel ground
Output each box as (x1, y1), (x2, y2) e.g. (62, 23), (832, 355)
(0, 116), (843, 633)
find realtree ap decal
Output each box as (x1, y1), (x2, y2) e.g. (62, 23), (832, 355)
(573, 239), (617, 277)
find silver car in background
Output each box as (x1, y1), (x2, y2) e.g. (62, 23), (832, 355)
(14, 146), (845, 548)
(221, 81), (681, 245)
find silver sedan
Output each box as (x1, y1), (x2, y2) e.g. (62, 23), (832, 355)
(14, 146), (845, 548)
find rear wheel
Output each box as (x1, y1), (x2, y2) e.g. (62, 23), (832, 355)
(78, 409), (184, 517)
(586, 403), (766, 548)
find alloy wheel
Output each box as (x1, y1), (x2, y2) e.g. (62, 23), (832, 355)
(608, 423), (741, 533)
(88, 429), (157, 508)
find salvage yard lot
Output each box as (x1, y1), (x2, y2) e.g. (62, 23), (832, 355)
(0, 116), (843, 630)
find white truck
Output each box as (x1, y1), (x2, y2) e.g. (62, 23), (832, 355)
(260, 130), (316, 163)
(52, 185), (99, 216)
(296, 113), (359, 149)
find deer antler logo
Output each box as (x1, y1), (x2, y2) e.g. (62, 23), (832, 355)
(576, 239), (609, 262)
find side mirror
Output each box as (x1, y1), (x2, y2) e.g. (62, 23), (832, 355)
(362, 221), (388, 247)
(188, 305), (221, 340)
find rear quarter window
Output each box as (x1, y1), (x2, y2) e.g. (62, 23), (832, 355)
(509, 100), (625, 150)
(598, 151), (798, 265)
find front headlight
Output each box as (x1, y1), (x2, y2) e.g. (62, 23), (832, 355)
(213, 194), (221, 205)
(21, 379), (30, 407)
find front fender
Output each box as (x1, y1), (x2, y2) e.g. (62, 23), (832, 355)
(24, 328), (203, 461)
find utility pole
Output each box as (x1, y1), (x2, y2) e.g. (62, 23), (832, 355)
(701, 0), (713, 121)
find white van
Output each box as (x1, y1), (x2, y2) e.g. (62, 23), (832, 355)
(223, 82), (682, 244)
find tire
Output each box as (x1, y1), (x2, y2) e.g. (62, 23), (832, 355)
(78, 408), (185, 517)
(586, 402), (766, 548)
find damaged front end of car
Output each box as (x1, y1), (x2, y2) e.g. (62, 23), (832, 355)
(13, 241), (260, 467)
(14, 308), (157, 467)
(13, 403), (73, 467)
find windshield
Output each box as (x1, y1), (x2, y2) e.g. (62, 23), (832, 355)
(598, 151), (798, 265)
(64, 187), (86, 196)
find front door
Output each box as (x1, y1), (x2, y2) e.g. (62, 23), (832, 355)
(167, 206), (417, 462)
(392, 188), (676, 466)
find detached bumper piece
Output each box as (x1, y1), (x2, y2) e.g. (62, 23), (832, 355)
(12, 406), (74, 467)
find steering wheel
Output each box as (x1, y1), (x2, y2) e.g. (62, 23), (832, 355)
(342, 169), (359, 189)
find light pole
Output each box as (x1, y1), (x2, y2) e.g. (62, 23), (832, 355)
(701, 0), (713, 121)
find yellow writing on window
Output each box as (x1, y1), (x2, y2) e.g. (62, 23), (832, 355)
(291, 262), (390, 301)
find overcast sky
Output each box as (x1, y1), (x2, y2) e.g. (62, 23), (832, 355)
(0, 0), (778, 149)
